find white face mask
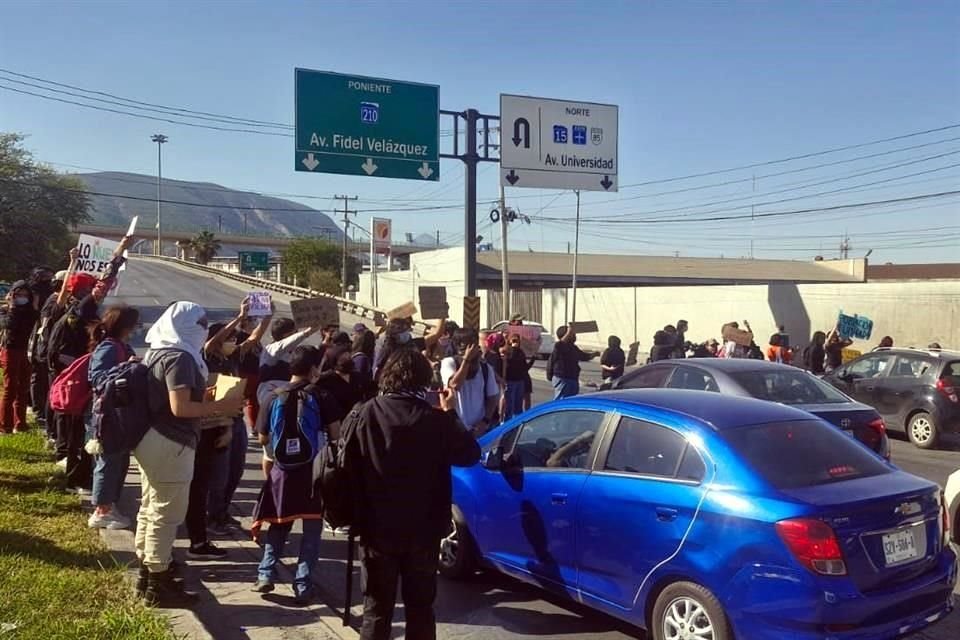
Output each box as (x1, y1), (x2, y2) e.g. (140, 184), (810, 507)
(13, 297), (30, 306)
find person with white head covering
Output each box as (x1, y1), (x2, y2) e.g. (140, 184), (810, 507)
(134, 301), (243, 608)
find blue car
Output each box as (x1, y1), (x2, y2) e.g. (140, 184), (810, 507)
(441, 389), (956, 640)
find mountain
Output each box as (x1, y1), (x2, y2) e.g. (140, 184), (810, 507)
(76, 171), (343, 240)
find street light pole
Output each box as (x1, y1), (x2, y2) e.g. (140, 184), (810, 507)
(499, 182), (510, 320)
(151, 134), (168, 255)
(571, 189), (581, 323)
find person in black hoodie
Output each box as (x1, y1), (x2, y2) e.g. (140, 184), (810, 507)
(346, 347), (480, 640)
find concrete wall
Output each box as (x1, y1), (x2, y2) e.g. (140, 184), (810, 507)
(545, 280), (960, 353)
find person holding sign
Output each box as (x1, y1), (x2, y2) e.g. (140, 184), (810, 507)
(503, 333), (536, 421)
(546, 324), (596, 399)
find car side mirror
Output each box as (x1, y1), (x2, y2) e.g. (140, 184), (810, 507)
(482, 446), (504, 470)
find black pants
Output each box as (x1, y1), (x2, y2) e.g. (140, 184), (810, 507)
(58, 412), (92, 489)
(359, 542), (439, 640)
(185, 429), (223, 546)
(29, 359), (49, 421)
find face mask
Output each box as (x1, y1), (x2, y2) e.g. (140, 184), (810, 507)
(395, 331), (412, 345)
(14, 297), (30, 306)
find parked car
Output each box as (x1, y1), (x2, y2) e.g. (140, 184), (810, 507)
(602, 358), (890, 459)
(946, 467), (960, 547)
(443, 390), (955, 640)
(490, 320), (554, 359)
(824, 348), (960, 450)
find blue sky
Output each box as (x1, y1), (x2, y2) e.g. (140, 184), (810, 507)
(1, 0), (958, 262)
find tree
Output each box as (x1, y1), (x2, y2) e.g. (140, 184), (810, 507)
(281, 237), (358, 291)
(307, 269), (341, 296)
(189, 230), (221, 265)
(0, 133), (91, 280)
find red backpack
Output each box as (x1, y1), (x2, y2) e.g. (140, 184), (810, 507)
(49, 352), (95, 416)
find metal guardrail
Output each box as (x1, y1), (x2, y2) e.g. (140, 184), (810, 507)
(135, 255), (433, 333)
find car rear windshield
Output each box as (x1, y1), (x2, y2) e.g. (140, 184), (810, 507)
(730, 369), (850, 405)
(943, 361), (960, 382)
(722, 420), (890, 489)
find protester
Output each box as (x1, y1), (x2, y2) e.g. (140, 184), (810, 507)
(600, 335), (626, 384)
(373, 318), (416, 381)
(316, 346), (366, 412)
(252, 345), (341, 604)
(804, 331), (828, 374)
(0, 281), (39, 434)
(824, 327), (853, 374)
(673, 320), (689, 358)
(203, 298), (272, 535)
(86, 304), (140, 529)
(440, 328), (499, 435)
(546, 324), (595, 399)
(257, 318), (320, 405)
(351, 328), (377, 397)
(320, 331), (352, 371)
(345, 347), (480, 640)
(236, 315), (265, 438)
(26, 267), (55, 423)
(691, 339), (719, 358)
(502, 333), (535, 421)
(650, 329), (675, 362)
(875, 336), (894, 350)
(766, 333), (792, 365)
(135, 301), (243, 607)
(929, 342), (942, 351)
(719, 321), (753, 359)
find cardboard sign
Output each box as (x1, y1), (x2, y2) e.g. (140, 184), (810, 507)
(418, 287), (448, 319)
(290, 297), (340, 330)
(247, 292), (272, 317)
(213, 374), (246, 401)
(570, 320), (599, 334)
(842, 348), (862, 364)
(505, 325), (542, 343)
(721, 324), (753, 347)
(373, 311), (387, 328)
(387, 301), (418, 321)
(75, 234), (120, 276)
(837, 312), (873, 340)
(125, 216), (139, 237)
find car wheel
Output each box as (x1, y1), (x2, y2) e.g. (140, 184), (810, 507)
(907, 411), (939, 450)
(652, 581), (732, 640)
(438, 515), (477, 579)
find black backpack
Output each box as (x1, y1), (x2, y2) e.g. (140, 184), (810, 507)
(318, 401), (365, 530)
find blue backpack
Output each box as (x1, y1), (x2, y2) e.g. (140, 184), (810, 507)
(269, 384), (324, 470)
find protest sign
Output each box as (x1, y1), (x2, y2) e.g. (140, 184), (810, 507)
(373, 311), (387, 328)
(418, 287), (448, 319)
(842, 348), (862, 364)
(505, 325), (542, 357)
(75, 234), (120, 277)
(213, 374), (246, 401)
(570, 320), (599, 334)
(387, 301), (418, 321)
(125, 216), (138, 237)
(721, 324), (753, 347)
(290, 297), (340, 330)
(247, 292), (272, 317)
(837, 312), (873, 340)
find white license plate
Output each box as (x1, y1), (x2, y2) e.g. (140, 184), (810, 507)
(882, 528), (919, 566)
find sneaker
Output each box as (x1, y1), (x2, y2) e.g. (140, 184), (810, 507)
(55, 457), (68, 469)
(88, 511), (131, 530)
(251, 578), (275, 594)
(45, 438), (56, 451)
(187, 542), (227, 559)
(293, 586), (314, 606)
(143, 570), (198, 608)
(222, 515), (243, 528)
(207, 520), (230, 536)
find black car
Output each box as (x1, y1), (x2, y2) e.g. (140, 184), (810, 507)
(604, 358), (890, 458)
(824, 348), (960, 450)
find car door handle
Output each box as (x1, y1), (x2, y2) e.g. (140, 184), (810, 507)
(865, 386), (875, 392)
(551, 493), (568, 506)
(656, 507), (679, 522)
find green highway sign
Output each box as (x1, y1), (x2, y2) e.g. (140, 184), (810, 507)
(295, 69), (439, 181)
(238, 251), (269, 274)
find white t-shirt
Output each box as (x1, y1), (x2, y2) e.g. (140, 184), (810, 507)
(441, 357), (499, 427)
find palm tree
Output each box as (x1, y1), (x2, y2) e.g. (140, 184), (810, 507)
(189, 230), (221, 265)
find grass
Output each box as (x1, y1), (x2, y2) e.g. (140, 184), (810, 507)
(0, 430), (174, 640)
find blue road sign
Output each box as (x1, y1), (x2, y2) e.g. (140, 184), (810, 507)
(553, 125), (568, 144)
(572, 125), (587, 145)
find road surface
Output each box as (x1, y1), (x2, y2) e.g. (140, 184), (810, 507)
(119, 258), (960, 640)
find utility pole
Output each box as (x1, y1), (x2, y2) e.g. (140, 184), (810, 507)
(499, 182), (511, 320)
(335, 194), (358, 297)
(570, 189), (581, 323)
(151, 133), (168, 255)
(218, 214), (222, 233)
(840, 232), (851, 259)
(436, 230), (440, 248)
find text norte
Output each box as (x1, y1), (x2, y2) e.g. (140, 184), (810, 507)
(309, 133), (430, 158)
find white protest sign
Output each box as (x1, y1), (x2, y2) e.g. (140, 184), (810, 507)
(126, 216), (139, 237)
(248, 292), (272, 317)
(75, 234), (120, 277)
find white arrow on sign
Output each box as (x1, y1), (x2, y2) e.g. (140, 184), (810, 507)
(361, 158), (378, 175)
(301, 153), (320, 171)
(417, 162), (434, 179)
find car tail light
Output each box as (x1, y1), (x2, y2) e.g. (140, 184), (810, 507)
(776, 518), (847, 576)
(936, 378), (958, 403)
(866, 417), (891, 460)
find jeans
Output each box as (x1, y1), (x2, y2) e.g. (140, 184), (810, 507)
(134, 427), (195, 573)
(209, 418), (247, 523)
(552, 377), (580, 400)
(92, 449), (130, 508)
(360, 543), (439, 640)
(0, 349), (31, 432)
(186, 428), (227, 545)
(257, 519), (323, 595)
(503, 381), (525, 421)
